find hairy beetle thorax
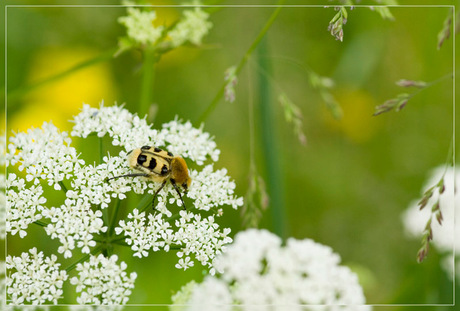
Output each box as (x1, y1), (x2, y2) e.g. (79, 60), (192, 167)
(171, 157), (191, 189)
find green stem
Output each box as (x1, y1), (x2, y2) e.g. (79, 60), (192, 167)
(102, 207), (109, 233)
(169, 245), (184, 250)
(99, 136), (104, 165)
(65, 245), (103, 272)
(110, 236), (128, 244)
(110, 238), (131, 247)
(406, 73), (454, 101)
(139, 47), (157, 119)
(33, 220), (49, 227)
(138, 193), (154, 214)
(90, 236), (106, 243)
(4, 47), (117, 105)
(58, 181), (68, 193)
(109, 199), (121, 237)
(197, 0), (285, 123)
(257, 38), (287, 239)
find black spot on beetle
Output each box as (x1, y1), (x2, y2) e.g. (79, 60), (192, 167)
(154, 147), (162, 153)
(137, 154), (147, 165)
(161, 165), (168, 175)
(167, 151), (174, 157)
(141, 145), (151, 150)
(148, 158), (157, 169)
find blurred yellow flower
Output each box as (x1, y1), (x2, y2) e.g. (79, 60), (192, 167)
(8, 47), (116, 133)
(323, 88), (381, 143)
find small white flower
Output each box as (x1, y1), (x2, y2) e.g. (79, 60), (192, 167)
(70, 254), (137, 305)
(6, 174), (46, 238)
(168, 7), (213, 47)
(175, 256), (195, 270)
(118, 7), (164, 46)
(174, 229), (370, 310)
(42, 198), (107, 258)
(6, 248), (68, 305)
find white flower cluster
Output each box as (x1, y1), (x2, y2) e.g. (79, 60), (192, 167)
(6, 248), (68, 305)
(188, 165), (243, 211)
(71, 103), (163, 151)
(71, 104), (220, 164)
(42, 198), (106, 258)
(174, 211), (232, 271)
(402, 165), (458, 279)
(5, 101), (241, 304)
(117, 3), (212, 52)
(173, 229), (370, 311)
(7, 122), (84, 190)
(6, 119), (110, 258)
(70, 254), (137, 305)
(168, 7), (213, 47)
(116, 209), (231, 272)
(6, 174), (46, 238)
(161, 119), (220, 165)
(116, 209), (173, 258)
(118, 6), (164, 46)
(71, 103), (242, 271)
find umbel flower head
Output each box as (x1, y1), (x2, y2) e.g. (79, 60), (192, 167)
(70, 254), (137, 305)
(117, 1), (212, 54)
(172, 229), (370, 311)
(6, 102), (242, 304)
(6, 248), (68, 305)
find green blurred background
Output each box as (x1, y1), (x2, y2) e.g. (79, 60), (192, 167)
(1, 0), (458, 309)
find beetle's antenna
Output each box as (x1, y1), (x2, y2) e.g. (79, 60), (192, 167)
(106, 173), (150, 181)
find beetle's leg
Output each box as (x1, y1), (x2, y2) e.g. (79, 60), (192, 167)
(152, 180), (167, 210)
(170, 179), (187, 210)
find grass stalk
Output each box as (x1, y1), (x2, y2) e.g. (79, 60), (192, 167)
(197, 0), (285, 123)
(139, 47), (157, 118)
(257, 38), (287, 239)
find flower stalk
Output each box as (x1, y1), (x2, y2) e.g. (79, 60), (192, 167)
(198, 0), (285, 123)
(374, 73), (453, 116)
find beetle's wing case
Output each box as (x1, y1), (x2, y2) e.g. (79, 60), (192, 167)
(127, 147), (172, 182)
(140, 146), (174, 159)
